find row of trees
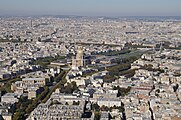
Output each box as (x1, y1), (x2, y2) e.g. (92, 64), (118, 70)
(60, 81), (78, 94)
(94, 49), (131, 56)
(113, 86), (132, 97)
(13, 70), (67, 120)
(42, 70), (67, 103)
(103, 54), (141, 83)
(13, 86), (49, 120)
(141, 64), (164, 73)
(31, 55), (65, 67)
(0, 78), (21, 95)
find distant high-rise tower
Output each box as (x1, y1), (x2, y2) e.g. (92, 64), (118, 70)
(72, 46), (84, 70)
(30, 20), (33, 27)
(159, 42), (164, 53)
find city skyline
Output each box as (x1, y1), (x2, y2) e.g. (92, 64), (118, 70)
(0, 3), (181, 119)
(0, 0), (181, 16)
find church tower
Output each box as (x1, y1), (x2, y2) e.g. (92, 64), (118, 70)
(76, 46), (84, 67)
(72, 46), (84, 70)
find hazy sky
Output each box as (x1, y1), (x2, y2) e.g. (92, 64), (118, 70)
(0, 0), (181, 16)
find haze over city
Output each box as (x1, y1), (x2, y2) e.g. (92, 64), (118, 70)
(0, 0), (181, 16)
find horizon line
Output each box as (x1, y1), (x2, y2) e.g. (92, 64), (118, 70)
(0, 14), (181, 18)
